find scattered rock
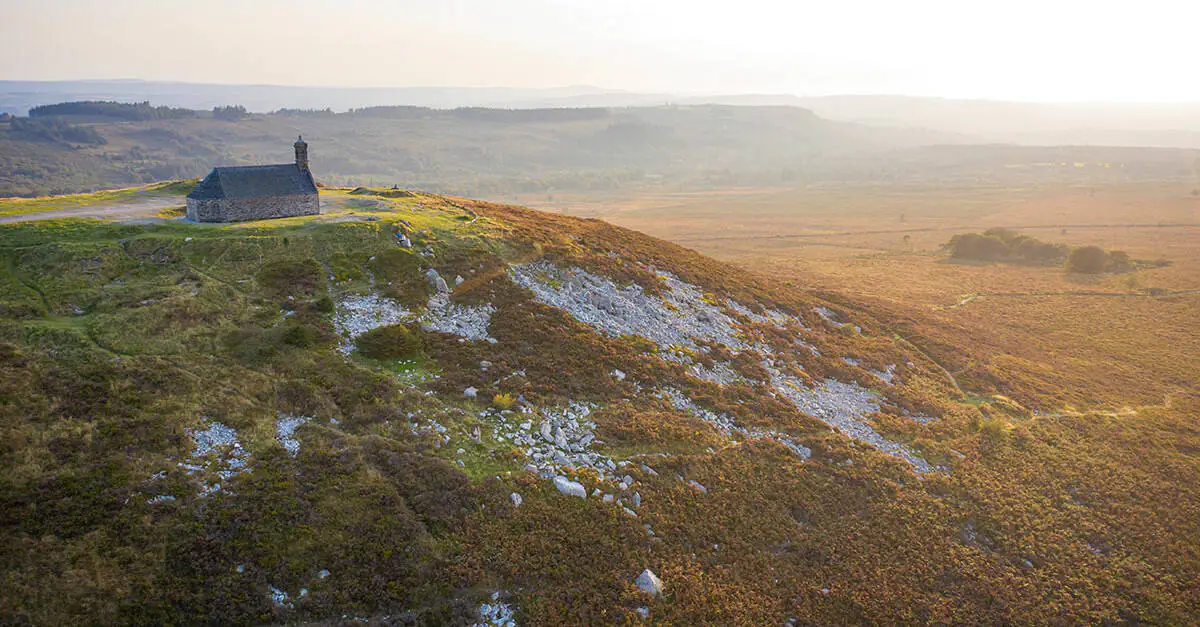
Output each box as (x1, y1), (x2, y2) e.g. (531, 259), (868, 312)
(476, 593), (517, 626)
(689, 361), (749, 386)
(333, 293), (411, 353)
(635, 569), (663, 597)
(507, 262), (749, 352)
(425, 268), (451, 293)
(464, 387), (478, 398)
(553, 476), (587, 498)
(873, 364), (898, 385)
(688, 480), (708, 494)
(765, 365), (932, 473)
(421, 290), (497, 342)
(269, 585), (292, 609)
(275, 413), (311, 456)
(184, 420), (250, 493)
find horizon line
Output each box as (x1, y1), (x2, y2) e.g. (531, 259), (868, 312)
(6, 78), (1200, 107)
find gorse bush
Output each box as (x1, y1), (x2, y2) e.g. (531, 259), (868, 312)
(1066, 245), (1110, 274)
(1108, 250), (1133, 272)
(946, 232), (1010, 261)
(946, 228), (1068, 264)
(281, 321), (321, 348)
(355, 323), (423, 360)
(947, 228), (1146, 274)
(492, 393), (517, 410)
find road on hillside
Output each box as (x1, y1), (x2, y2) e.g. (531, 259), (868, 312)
(0, 197), (185, 225)
(0, 196), (364, 226)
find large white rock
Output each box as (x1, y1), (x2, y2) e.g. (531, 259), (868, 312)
(553, 476), (587, 499)
(510, 492), (523, 507)
(425, 268), (450, 294)
(635, 569), (663, 597)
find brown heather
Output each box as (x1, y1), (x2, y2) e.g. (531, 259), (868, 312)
(0, 185), (1196, 625)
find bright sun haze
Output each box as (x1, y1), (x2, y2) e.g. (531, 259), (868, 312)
(2, 0), (1199, 102)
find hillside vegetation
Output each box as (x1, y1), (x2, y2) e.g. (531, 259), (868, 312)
(0, 103), (916, 197)
(9, 101), (1199, 201)
(1, 188), (1196, 625)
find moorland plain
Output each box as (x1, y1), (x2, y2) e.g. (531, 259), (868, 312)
(606, 179), (1198, 411)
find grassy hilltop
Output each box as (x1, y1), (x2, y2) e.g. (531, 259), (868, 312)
(0, 188), (1197, 624)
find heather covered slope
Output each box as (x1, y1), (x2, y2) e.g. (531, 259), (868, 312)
(0, 190), (1197, 625)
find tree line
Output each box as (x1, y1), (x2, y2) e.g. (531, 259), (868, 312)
(30, 101), (196, 121)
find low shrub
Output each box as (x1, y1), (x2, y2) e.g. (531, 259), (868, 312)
(281, 322), (320, 348)
(492, 393), (517, 410)
(355, 323), (422, 360)
(257, 258), (323, 299)
(979, 417), (1009, 452)
(1066, 245), (1109, 274)
(945, 229), (1069, 264)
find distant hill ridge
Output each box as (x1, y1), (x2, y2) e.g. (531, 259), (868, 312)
(7, 80), (1200, 148)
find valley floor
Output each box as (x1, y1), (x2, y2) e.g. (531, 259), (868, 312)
(607, 180), (1200, 410)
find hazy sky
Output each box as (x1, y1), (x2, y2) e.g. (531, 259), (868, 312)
(2, 0), (1197, 102)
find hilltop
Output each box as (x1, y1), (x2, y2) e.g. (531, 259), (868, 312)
(0, 187), (1196, 624)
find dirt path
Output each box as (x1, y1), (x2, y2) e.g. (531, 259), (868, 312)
(0, 197), (183, 225)
(944, 288), (1200, 309)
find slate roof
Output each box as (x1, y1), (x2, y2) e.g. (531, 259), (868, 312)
(188, 163), (317, 200)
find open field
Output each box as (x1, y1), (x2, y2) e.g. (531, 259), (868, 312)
(608, 180), (1200, 410)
